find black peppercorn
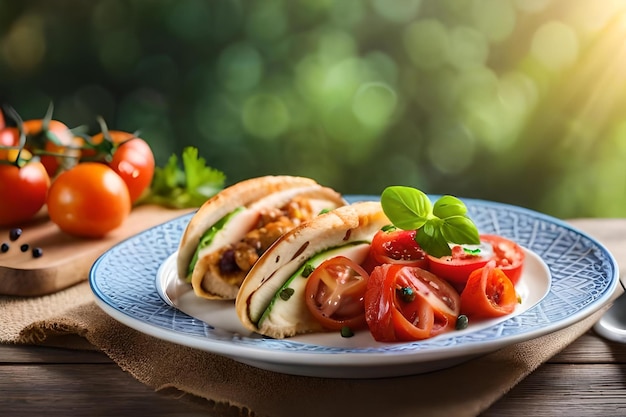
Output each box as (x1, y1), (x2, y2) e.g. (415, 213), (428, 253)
(20, 243), (29, 252)
(1, 243), (9, 253)
(9, 228), (22, 241)
(32, 247), (43, 258)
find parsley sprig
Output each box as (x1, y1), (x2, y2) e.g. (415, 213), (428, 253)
(380, 186), (480, 258)
(138, 146), (226, 208)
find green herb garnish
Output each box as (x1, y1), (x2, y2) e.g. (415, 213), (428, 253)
(301, 263), (315, 278)
(380, 186), (480, 258)
(456, 314), (469, 330)
(340, 326), (354, 338)
(279, 288), (295, 301)
(138, 146), (226, 208)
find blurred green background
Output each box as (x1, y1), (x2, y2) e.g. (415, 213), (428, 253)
(2, 0), (626, 219)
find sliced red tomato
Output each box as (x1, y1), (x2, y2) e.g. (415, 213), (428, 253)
(304, 256), (369, 331)
(427, 234), (525, 287)
(427, 244), (491, 287)
(363, 227), (428, 273)
(479, 234), (525, 286)
(364, 264), (461, 342)
(460, 260), (518, 319)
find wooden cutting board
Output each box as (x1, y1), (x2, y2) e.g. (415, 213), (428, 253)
(0, 205), (194, 297)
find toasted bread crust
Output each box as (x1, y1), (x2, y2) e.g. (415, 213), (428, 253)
(176, 175), (346, 300)
(235, 201), (389, 339)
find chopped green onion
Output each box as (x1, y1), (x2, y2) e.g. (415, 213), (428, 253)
(279, 288), (295, 301)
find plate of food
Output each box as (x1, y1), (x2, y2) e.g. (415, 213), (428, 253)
(89, 176), (619, 378)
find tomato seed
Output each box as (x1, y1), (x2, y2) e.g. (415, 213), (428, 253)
(20, 244), (29, 252)
(1, 243), (9, 253)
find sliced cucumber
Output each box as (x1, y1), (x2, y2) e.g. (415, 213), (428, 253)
(255, 242), (371, 329)
(186, 206), (246, 278)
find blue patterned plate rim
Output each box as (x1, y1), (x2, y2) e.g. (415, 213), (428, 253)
(89, 195), (620, 377)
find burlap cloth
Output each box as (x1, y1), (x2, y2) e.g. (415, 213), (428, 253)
(1, 218), (625, 417)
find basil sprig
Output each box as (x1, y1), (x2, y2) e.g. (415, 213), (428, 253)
(380, 186), (480, 258)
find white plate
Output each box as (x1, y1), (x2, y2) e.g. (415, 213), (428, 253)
(89, 196), (620, 378)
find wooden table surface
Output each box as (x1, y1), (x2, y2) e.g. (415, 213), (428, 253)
(1, 329), (625, 416)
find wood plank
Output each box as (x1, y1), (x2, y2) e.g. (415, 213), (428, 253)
(0, 344), (111, 364)
(0, 364), (219, 417)
(0, 205), (193, 296)
(482, 363), (626, 417)
(550, 332), (626, 363)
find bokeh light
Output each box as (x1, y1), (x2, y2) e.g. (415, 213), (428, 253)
(3, 0), (626, 218)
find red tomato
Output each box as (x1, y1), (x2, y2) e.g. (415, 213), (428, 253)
(47, 162), (131, 238)
(427, 234), (525, 287)
(0, 127), (19, 147)
(427, 244), (491, 286)
(22, 118), (77, 177)
(364, 264), (461, 342)
(479, 234), (525, 286)
(0, 149), (50, 227)
(85, 131), (155, 203)
(460, 260), (518, 318)
(108, 137), (155, 203)
(304, 256), (369, 331)
(364, 228), (428, 272)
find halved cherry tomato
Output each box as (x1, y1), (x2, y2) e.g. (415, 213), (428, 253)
(479, 234), (525, 286)
(0, 148), (50, 227)
(363, 227), (428, 273)
(460, 260), (518, 319)
(427, 234), (525, 287)
(47, 162), (131, 238)
(84, 130), (155, 203)
(304, 256), (369, 331)
(364, 264), (461, 342)
(427, 244), (491, 287)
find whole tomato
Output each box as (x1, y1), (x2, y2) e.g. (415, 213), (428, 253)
(0, 148), (50, 227)
(22, 118), (78, 177)
(47, 162), (131, 238)
(85, 129), (155, 203)
(0, 126), (19, 147)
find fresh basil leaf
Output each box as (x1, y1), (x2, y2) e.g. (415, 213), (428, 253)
(416, 225), (451, 258)
(440, 216), (480, 245)
(380, 185), (480, 258)
(433, 195), (468, 219)
(381, 186), (432, 230)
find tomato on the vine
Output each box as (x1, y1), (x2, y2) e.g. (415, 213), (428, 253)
(304, 256), (370, 331)
(47, 162), (131, 238)
(363, 227), (428, 272)
(22, 118), (77, 177)
(364, 264), (461, 342)
(0, 148), (50, 227)
(0, 127), (19, 147)
(84, 129), (155, 203)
